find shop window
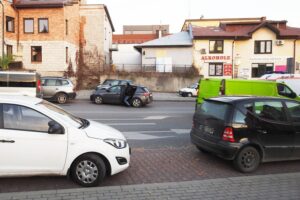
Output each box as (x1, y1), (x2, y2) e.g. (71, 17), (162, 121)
(6, 16), (14, 32)
(24, 18), (34, 33)
(6, 45), (13, 57)
(209, 40), (223, 54)
(31, 46), (42, 62)
(38, 18), (49, 33)
(254, 40), (272, 54)
(251, 63), (273, 78)
(209, 63), (223, 76)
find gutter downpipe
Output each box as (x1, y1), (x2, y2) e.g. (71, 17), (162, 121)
(231, 39), (235, 79)
(294, 39), (297, 73)
(0, 0), (4, 59)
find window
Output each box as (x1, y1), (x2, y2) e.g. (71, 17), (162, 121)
(65, 20), (68, 35)
(209, 63), (223, 76)
(6, 45), (13, 57)
(24, 18), (34, 33)
(209, 40), (223, 54)
(233, 103), (254, 124)
(31, 46), (42, 62)
(251, 63), (274, 78)
(38, 18), (49, 33)
(3, 104), (52, 132)
(197, 101), (229, 121)
(109, 86), (121, 93)
(254, 40), (272, 54)
(6, 16), (14, 32)
(277, 84), (295, 98)
(254, 101), (286, 122)
(66, 47), (68, 63)
(286, 101), (300, 122)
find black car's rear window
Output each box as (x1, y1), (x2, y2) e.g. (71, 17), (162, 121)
(197, 101), (230, 120)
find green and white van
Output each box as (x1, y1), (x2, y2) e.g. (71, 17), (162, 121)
(196, 78), (300, 106)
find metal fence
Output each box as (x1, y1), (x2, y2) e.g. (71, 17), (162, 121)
(109, 64), (195, 74)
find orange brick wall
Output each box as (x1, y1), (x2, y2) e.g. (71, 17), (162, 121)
(64, 4), (80, 46)
(3, 0), (18, 41)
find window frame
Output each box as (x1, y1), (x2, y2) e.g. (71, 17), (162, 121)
(31, 46), (42, 63)
(253, 100), (288, 122)
(6, 45), (13, 57)
(209, 62), (223, 76)
(284, 100), (300, 123)
(209, 40), (224, 54)
(1, 103), (62, 134)
(23, 18), (34, 34)
(38, 18), (49, 33)
(254, 40), (272, 54)
(6, 16), (15, 33)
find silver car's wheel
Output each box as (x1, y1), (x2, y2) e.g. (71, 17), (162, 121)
(71, 154), (106, 187)
(57, 93), (67, 104)
(131, 98), (142, 108)
(94, 96), (103, 104)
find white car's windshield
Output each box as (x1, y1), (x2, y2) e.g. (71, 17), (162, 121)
(38, 100), (83, 128)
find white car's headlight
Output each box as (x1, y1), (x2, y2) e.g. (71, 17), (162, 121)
(104, 139), (127, 149)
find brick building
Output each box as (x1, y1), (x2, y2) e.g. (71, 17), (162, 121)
(0, 0), (114, 83)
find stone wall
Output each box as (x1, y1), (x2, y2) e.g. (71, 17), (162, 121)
(97, 73), (200, 92)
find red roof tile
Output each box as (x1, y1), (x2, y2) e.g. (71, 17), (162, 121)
(113, 34), (158, 44)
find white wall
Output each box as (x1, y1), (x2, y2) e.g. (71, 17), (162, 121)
(112, 44), (141, 71)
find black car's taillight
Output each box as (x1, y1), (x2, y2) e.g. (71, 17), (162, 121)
(222, 127), (235, 143)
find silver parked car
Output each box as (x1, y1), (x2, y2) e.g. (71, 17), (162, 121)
(41, 77), (76, 104)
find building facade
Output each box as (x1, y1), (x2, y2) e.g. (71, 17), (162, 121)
(190, 18), (300, 78)
(0, 0), (114, 80)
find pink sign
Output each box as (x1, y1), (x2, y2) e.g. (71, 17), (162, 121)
(275, 65), (287, 72)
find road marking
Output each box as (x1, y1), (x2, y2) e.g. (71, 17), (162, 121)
(90, 115), (170, 121)
(105, 123), (156, 126)
(122, 131), (173, 140)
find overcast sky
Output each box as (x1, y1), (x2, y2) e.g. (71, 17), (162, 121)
(87, 0), (300, 34)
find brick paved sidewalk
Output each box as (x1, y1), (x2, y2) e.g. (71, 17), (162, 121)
(1, 172), (299, 200)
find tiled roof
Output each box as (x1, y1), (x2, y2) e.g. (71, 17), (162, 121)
(113, 34), (158, 44)
(192, 21), (300, 39)
(14, 0), (77, 8)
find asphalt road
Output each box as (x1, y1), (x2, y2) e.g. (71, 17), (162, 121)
(0, 100), (299, 193)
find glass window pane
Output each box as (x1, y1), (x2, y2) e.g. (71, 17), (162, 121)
(266, 41), (272, 53)
(31, 46), (42, 62)
(45, 79), (56, 86)
(39, 19), (48, 33)
(286, 102), (300, 122)
(260, 41), (265, 53)
(209, 41), (216, 52)
(209, 64), (215, 76)
(215, 64), (223, 76)
(3, 104), (51, 132)
(254, 101), (286, 121)
(24, 19), (34, 33)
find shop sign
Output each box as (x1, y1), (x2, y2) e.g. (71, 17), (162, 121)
(223, 64), (232, 76)
(201, 55), (231, 61)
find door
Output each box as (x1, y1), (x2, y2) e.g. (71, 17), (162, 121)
(0, 104), (68, 175)
(42, 79), (58, 98)
(103, 85), (122, 104)
(253, 100), (294, 161)
(285, 101), (300, 159)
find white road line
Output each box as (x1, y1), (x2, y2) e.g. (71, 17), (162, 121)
(105, 123), (156, 126)
(144, 116), (169, 120)
(123, 130), (173, 134)
(90, 115), (170, 121)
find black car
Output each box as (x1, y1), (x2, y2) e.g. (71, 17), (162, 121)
(90, 85), (153, 107)
(190, 96), (300, 173)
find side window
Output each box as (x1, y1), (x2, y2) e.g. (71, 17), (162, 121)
(254, 101), (286, 122)
(286, 102), (300, 122)
(233, 103), (253, 124)
(56, 80), (62, 86)
(62, 80), (69, 85)
(3, 104), (52, 132)
(45, 79), (56, 86)
(277, 84), (294, 98)
(110, 86), (121, 93)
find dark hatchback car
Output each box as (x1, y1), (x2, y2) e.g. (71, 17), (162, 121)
(90, 85), (153, 107)
(97, 79), (133, 90)
(191, 96), (300, 173)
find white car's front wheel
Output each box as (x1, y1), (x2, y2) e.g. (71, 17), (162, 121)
(71, 154), (106, 187)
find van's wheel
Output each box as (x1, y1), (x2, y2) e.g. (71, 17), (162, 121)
(94, 96), (103, 104)
(56, 93), (68, 104)
(71, 154), (106, 187)
(131, 98), (142, 108)
(233, 146), (260, 173)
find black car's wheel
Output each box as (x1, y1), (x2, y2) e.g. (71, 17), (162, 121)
(131, 98), (142, 108)
(56, 93), (68, 104)
(94, 96), (103, 104)
(71, 154), (106, 187)
(196, 146), (210, 154)
(233, 146), (261, 173)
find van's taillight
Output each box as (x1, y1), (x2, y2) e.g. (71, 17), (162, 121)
(222, 127), (235, 142)
(37, 80), (41, 92)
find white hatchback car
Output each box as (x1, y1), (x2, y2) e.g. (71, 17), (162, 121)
(0, 95), (130, 187)
(179, 83), (199, 97)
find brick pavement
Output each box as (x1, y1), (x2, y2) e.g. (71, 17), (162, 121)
(0, 172), (299, 200)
